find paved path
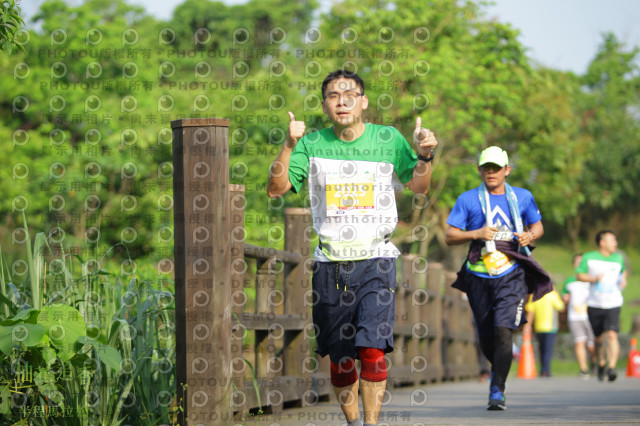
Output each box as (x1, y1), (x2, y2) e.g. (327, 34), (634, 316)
(249, 373), (640, 425)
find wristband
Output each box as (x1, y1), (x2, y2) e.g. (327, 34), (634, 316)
(417, 149), (435, 163)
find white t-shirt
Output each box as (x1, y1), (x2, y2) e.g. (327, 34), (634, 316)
(577, 251), (625, 309)
(562, 276), (590, 321)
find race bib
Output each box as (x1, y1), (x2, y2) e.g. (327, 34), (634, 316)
(573, 304), (587, 315)
(325, 173), (375, 216)
(481, 249), (515, 276)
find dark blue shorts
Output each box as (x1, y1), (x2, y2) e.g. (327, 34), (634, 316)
(587, 306), (621, 336)
(465, 266), (528, 338)
(312, 257), (397, 363)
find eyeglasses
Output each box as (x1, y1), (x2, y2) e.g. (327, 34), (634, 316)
(325, 91), (363, 102)
(480, 164), (504, 172)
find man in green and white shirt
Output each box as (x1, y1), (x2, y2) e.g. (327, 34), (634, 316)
(268, 70), (438, 426)
(576, 230), (627, 382)
(288, 123), (417, 261)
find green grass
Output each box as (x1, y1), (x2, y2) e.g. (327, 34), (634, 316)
(533, 241), (640, 336)
(0, 216), (177, 425)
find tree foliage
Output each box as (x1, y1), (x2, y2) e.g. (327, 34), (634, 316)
(0, 0), (25, 53)
(577, 34), (640, 242)
(1, 0), (639, 266)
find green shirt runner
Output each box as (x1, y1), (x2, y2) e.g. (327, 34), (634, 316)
(576, 251), (625, 309)
(288, 123), (417, 261)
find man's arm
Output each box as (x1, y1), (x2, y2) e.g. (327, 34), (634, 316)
(267, 112), (304, 198)
(514, 220), (544, 248)
(406, 117), (437, 194)
(445, 225), (498, 246)
(576, 272), (600, 284)
(619, 270), (628, 290)
(575, 273), (591, 282)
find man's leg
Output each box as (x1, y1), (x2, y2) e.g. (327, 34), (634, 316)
(491, 326), (513, 392)
(575, 341), (588, 372)
(359, 347), (387, 425)
(535, 333), (545, 375)
(570, 320), (590, 374)
(537, 332), (555, 376)
(360, 379), (385, 425)
(593, 332), (607, 380)
(594, 333), (605, 365)
(604, 307), (621, 374)
(333, 381), (360, 424)
(606, 330), (619, 369)
(543, 333), (557, 376)
(330, 358), (360, 422)
(479, 334), (496, 365)
(587, 307), (606, 379)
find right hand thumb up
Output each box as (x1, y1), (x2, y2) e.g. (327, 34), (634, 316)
(286, 111), (305, 147)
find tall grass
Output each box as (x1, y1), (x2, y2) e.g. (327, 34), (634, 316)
(0, 217), (176, 425)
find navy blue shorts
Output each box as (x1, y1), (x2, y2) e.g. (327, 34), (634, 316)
(312, 258), (397, 363)
(464, 266), (528, 338)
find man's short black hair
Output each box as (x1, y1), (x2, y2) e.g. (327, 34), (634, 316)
(595, 229), (615, 246)
(321, 69), (365, 99)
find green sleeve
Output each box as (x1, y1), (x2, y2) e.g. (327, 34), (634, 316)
(560, 276), (573, 295)
(575, 253), (589, 274)
(392, 128), (418, 184)
(288, 138), (310, 193)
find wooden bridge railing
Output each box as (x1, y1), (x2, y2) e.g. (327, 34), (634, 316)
(172, 118), (479, 425)
(229, 183), (321, 417)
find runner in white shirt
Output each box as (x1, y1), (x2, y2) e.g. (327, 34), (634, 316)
(561, 254), (596, 378)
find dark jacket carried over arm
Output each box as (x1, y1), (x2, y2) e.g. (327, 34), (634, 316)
(451, 240), (553, 301)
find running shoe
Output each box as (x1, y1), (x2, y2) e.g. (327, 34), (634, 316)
(487, 385), (506, 411)
(607, 368), (617, 382)
(578, 370), (590, 380)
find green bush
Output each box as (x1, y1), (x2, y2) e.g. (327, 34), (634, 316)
(0, 215), (176, 425)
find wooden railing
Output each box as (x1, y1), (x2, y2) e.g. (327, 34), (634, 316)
(172, 118), (479, 425)
(229, 184), (321, 417)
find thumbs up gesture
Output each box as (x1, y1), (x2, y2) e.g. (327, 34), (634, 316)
(286, 111), (306, 148)
(413, 117), (438, 157)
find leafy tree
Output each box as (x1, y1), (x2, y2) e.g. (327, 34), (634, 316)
(0, 0), (25, 53)
(2, 0), (639, 263)
(577, 33), (640, 244)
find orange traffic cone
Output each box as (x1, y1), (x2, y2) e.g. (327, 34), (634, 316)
(518, 329), (537, 379)
(626, 338), (640, 377)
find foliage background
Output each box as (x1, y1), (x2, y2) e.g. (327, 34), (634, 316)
(0, 0), (639, 422)
(2, 0), (639, 259)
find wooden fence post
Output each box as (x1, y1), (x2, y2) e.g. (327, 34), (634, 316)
(393, 256), (409, 373)
(229, 184), (247, 416)
(283, 208), (312, 403)
(404, 255), (421, 380)
(172, 118), (232, 425)
(423, 262), (442, 382)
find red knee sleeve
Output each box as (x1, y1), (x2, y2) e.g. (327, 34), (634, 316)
(358, 347), (387, 382)
(330, 358), (358, 387)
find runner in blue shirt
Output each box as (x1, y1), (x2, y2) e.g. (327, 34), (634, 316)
(446, 146), (547, 411)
